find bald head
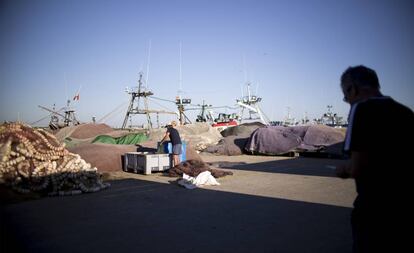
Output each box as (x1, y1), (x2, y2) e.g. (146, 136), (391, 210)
(341, 65), (380, 90)
(340, 65), (383, 104)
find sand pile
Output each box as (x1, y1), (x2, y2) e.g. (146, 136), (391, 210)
(61, 123), (210, 173)
(246, 125), (345, 155)
(69, 123), (113, 139)
(148, 122), (222, 150)
(204, 135), (250, 156)
(69, 140), (203, 173)
(68, 143), (137, 172)
(56, 124), (139, 149)
(204, 124), (346, 156)
(203, 122), (265, 156)
(54, 125), (78, 142)
(137, 140), (203, 162)
(302, 125), (345, 146)
(220, 122), (265, 137)
(185, 142), (203, 161)
(54, 123), (114, 142)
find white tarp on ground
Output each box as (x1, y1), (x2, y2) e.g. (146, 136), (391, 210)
(177, 171), (220, 189)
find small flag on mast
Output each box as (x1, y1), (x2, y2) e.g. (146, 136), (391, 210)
(73, 85), (81, 101)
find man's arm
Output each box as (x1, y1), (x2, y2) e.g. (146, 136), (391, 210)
(160, 132), (170, 143)
(336, 151), (368, 179)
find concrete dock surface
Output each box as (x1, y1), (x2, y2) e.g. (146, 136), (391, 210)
(1, 154), (356, 253)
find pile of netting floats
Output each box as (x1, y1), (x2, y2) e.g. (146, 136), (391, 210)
(0, 122), (110, 196)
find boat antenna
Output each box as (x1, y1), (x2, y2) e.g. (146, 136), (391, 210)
(179, 41), (183, 94)
(243, 54), (248, 83)
(247, 82), (251, 101)
(64, 72), (69, 102)
(139, 62), (144, 73)
(145, 39), (152, 89)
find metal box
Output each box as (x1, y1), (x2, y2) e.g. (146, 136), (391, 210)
(123, 152), (171, 175)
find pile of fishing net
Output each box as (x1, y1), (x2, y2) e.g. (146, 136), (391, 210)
(0, 122), (110, 196)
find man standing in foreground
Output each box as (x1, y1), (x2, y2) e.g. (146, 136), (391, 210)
(160, 120), (182, 167)
(336, 65), (413, 252)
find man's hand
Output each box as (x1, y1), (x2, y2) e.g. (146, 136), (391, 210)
(336, 164), (352, 179)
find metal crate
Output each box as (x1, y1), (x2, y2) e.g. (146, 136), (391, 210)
(123, 152), (171, 175)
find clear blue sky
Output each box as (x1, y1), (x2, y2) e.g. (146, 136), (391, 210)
(1, 0), (413, 127)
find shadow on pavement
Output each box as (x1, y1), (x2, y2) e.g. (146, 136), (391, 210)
(1, 177), (352, 253)
(210, 157), (348, 177)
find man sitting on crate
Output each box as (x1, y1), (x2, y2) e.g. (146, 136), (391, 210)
(160, 120), (182, 167)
